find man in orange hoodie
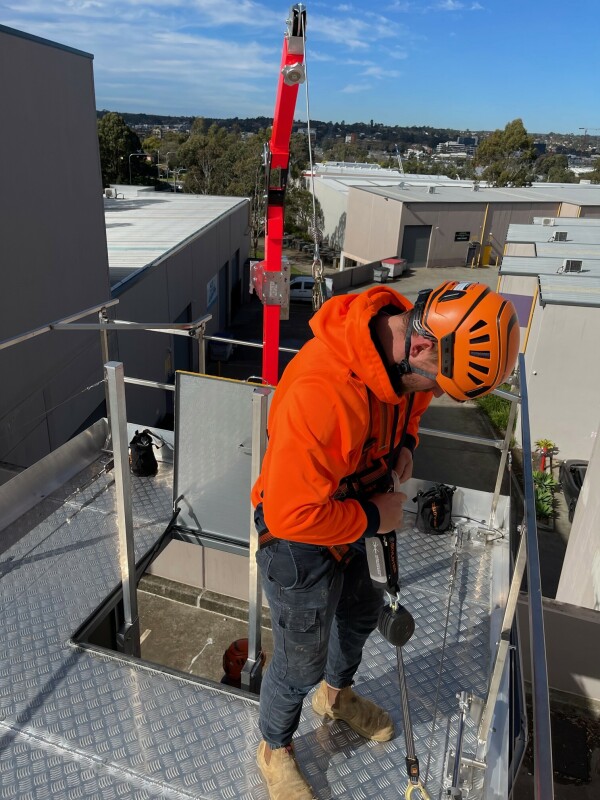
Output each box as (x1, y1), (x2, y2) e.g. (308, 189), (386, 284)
(253, 281), (519, 800)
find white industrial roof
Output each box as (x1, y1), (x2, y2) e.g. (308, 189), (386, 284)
(358, 182), (600, 206)
(503, 217), (600, 307)
(104, 189), (247, 285)
(539, 275), (600, 307)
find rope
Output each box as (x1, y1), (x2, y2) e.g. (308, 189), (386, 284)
(423, 539), (460, 784)
(300, 17), (326, 312)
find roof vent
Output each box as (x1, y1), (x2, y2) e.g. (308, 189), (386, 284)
(559, 259), (583, 274)
(472, 184), (479, 191)
(552, 231), (568, 242)
(428, 185), (436, 194)
(542, 218), (554, 226)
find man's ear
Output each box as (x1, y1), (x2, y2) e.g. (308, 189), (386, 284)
(409, 335), (436, 358)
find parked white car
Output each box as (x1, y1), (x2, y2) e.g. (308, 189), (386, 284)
(289, 276), (333, 303)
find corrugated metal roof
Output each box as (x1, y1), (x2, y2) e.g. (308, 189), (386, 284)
(502, 217), (600, 280)
(539, 275), (600, 307)
(104, 191), (248, 279)
(500, 256), (600, 276)
(508, 223), (600, 244)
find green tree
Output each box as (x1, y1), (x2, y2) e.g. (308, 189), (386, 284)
(536, 153), (577, 183)
(585, 157), (600, 184)
(474, 118), (537, 187)
(97, 112), (143, 185)
(285, 187), (323, 241)
(178, 121), (238, 195)
(322, 140), (372, 162)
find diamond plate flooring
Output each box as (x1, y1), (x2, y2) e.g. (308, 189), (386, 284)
(0, 461), (505, 798)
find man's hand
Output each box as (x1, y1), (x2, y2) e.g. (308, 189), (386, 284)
(370, 491), (407, 533)
(394, 447), (413, 484)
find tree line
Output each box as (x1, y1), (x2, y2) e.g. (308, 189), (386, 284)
(98, 113), (600, 251)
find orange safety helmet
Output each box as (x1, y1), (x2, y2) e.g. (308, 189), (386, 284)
(412, 281), (519, 401)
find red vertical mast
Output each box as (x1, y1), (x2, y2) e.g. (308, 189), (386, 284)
(254, 5), (306, 386)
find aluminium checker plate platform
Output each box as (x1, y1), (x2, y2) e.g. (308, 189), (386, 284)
(0, 462), (507, 799)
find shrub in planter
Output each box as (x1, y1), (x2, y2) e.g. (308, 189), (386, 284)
(533, 470), (558, 523)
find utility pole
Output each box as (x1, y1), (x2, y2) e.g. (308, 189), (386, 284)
(578, 127), (600, 153)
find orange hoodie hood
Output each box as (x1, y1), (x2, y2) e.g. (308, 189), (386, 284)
(308, 286), (412, 405)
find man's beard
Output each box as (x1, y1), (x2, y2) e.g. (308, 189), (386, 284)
(399, 372), (434, 394)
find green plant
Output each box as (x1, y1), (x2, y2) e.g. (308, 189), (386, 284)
(534, 438), (557, 472)
(475, 383), (515, 439)
(533, 470), (558, 519)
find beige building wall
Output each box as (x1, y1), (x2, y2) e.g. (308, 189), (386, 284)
(312, 180), (349, 250)
(523, 303), (600, 461)
(342, 188), (401, 263)
(556, 415), (600, 611)
(0, 27), (110, 470)
(343, 187), (559, 269)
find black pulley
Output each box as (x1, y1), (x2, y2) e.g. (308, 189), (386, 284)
(378, 603), (415, 648)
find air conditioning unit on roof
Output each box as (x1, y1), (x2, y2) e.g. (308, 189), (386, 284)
(542, 218), (554, 226)
(552, 231), (568, 242)
(562, 259), (583, 273)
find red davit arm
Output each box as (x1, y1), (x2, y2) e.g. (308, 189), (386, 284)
(261, 4), (306, 386)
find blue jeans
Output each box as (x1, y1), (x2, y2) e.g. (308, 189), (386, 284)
(256, 539), (384, 749)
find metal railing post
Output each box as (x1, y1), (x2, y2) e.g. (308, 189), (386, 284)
(241, 387), (270, 692)
(99, 308), (112, 425)
(105, 361), (141, 658)
(519, 353), (554, 800)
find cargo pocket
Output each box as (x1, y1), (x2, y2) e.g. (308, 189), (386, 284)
(277, 604), (324, 684)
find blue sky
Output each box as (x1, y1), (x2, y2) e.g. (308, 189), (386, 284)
(2, 1), (599, 134)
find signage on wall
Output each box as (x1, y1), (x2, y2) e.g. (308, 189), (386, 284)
(207, 275), (218, 309)
(454, 231), (471, 242)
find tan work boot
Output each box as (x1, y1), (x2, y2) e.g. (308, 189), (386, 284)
(256, 740), (316, 800)
(311, 681), (394, 742)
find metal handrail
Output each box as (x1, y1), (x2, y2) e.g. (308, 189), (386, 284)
(2, 303), (552, 796)
(518, 353), (554, 799)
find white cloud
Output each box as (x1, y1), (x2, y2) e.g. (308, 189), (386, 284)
(341, 82), (371, 94)
(362, 66), (400, 79)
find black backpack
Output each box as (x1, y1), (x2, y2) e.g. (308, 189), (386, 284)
(413, 484), (456, 535)
(129, 429), (158, 477)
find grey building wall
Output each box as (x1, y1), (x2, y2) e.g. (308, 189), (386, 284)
(0, 26), (110, 471)
(110, 202), (249, 427)
(556, 415), (600, 611)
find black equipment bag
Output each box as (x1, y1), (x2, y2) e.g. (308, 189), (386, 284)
(129, 429), (158, 477)
(413, 483), (456, 535)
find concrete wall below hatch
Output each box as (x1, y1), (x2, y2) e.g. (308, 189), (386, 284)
(148, 539), (257, 604)
(517, 596), (600, 710)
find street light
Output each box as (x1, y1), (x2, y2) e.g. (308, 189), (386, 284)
(128, 152), (147, 185)
(158, 151), (176, 180)
(172, 167), (186, 193)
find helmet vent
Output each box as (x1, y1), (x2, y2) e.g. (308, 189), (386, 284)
(467, 372), (484, 386)
(466, 385), (490, 399)
(470, 350), (490, 359)
(469, 361), (490, 375)
(470, 334), (490, 344)
(469, 319), (487, 333)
